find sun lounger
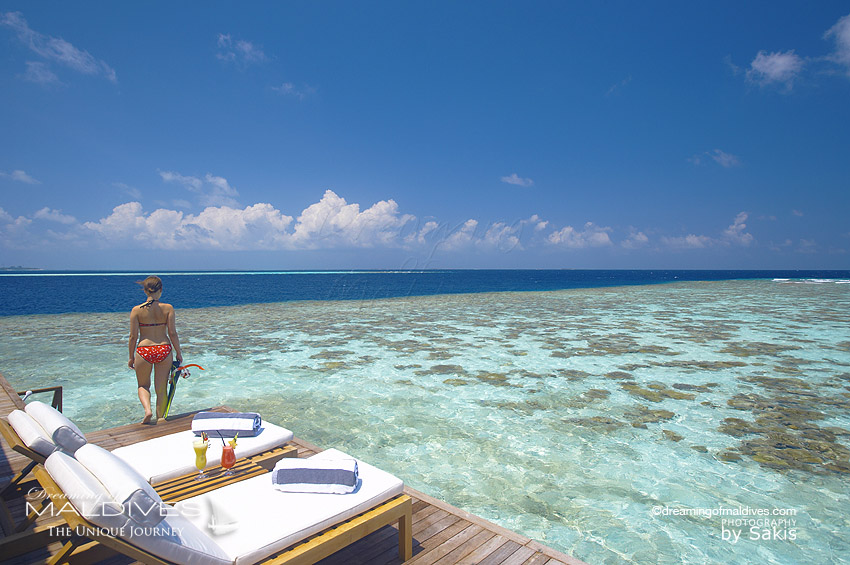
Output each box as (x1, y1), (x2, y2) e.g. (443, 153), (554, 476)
(1, 401), (294, 489)
(36, 445), (412, 564)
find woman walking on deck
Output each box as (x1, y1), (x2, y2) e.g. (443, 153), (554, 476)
(128, 276), (182, 423)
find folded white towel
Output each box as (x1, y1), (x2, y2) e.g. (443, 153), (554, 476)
(191, 412), (262, 437)
(271, 456), (359, 494)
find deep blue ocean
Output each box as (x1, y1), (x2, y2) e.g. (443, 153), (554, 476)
(1, 269), (849, 316)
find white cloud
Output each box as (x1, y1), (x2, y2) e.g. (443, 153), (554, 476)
(83, 202), (294, 251)
(529, 214), (548, 231)
(272, 82), (316, 100)
(22, 61), (59, 84)
(82, 191), (420, 251)
(0, 169), (40, 184)
(825, 13), (850, 74)
(746, 50), (804, 89)
(0, 207), (34, 248)
(478, 222), (522, 251)
(113, 182), (142, 200)
(661, 234), (714, 249)
(722, 212), (754, 246)
(0, 11), (116, 83)
(622, 230), (649, 249)
(547, 222), (612, 248)
(501, 173), (534, 187)
(291, 190), (414, 248)
(709, 149), (741, 168)
(606, 74), (632, 96)
(159, 171), (240, 207)
(217, 33), (268, 66)
(689, 149), (741, 168)
(661, 212), (753, 249)
(34, 207), (76, 224)
(440, 219), (478, 251)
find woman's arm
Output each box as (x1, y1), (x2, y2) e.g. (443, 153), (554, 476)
(167, 306), (183, 364)
(128, 309), (139, 368)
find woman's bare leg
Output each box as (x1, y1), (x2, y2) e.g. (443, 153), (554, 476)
(153, 353), (173, 420)
(134, 354), (154, 424)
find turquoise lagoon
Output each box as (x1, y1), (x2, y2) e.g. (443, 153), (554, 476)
(1, 279), (849, 563)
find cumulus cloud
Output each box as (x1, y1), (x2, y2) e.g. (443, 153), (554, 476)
(661, 212), (753, 249)
(661, 234), (714, 249)
(217, 34), (267, 66)
(291, 190), (414, 248)
(34, 207), (76, 224)
(159, 171), (240, 207)
(83, 202), (294, 250)
(439, 219), (479, 251)
(501, 173), (534, 187)
(529, 214), (548, 231)
(0, 11), (116, 83)
(81, 190), (419, 252)
(747, 50), (804, 89)
(0, 207), (34, 249)
(547, 222), (612, 248)
(622, 230), (649, 249)
(825, 13), (850, 74)
(0, 169), (40, 184)
(722, 212), (754, 246)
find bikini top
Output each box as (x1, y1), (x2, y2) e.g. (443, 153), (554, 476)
(138, 299), (166, 326)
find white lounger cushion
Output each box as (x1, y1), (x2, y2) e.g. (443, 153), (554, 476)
(112, 422), (294, 485)
(75, 444), (167, 528)
(8, 409), (56, 457)
(44, 450), (128, 531)
(174, 448), (404, 565)
(44, 451), (230, 565)
(124, 511), (231, 565)
(25, 401), (87, 454)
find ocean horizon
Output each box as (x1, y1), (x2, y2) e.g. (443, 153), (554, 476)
(2, 270), (849, 563)
(2, 268), (849, 317)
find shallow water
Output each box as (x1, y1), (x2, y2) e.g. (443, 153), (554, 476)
(2, 279), (849, 563)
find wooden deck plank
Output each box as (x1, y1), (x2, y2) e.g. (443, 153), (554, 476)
(407, 519), (470, 561)
(520, 552), (556, 565)
(500, 546), (538, 565)
(0, 372), (588, 565)
(431, 528), (496, 565)
(405, 523), (483, 565)
(476, 540), (523, 565)
(454, 534), (512, 565)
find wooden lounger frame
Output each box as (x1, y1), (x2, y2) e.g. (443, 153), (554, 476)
(33, 465), (413, 565)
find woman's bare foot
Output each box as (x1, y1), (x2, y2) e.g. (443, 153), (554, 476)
(142, 411), (153, 424)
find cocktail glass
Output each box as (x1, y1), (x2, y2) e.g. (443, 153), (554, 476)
(221, 444), (236, 476)
(193, 439), (209, 481)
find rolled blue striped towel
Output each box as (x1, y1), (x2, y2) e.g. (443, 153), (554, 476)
(271, 457), (359, 494)
(191, 412), (262, 437)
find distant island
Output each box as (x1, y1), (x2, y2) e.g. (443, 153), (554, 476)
(0, 266), (42, 271)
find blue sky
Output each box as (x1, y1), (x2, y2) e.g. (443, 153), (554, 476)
(1, 2), (849, 270)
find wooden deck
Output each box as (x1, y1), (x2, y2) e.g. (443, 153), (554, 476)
(0, 373), (585, 565)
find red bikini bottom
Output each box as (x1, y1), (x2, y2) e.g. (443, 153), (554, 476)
(136, 344), (172, 364)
